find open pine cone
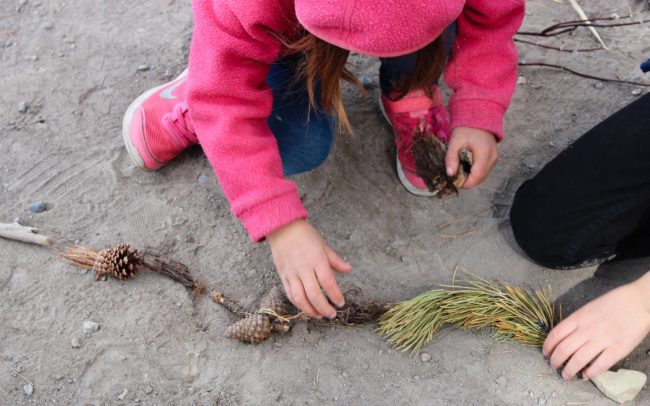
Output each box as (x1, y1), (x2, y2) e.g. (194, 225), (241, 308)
(412, 126), (473, 197)
(259, 285), (289, 315)
(225, 314), (273, 344)
(93, 244), (142, 281)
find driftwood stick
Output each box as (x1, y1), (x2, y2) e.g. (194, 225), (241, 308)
(0, 222), (52, 247)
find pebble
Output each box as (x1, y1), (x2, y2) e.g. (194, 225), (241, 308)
(40, 21), (53, 30)
(137, 64), (151, 72)
(70, 338), (81, 348)
(144, 384), (153, 395)
(23, 383), (33, 396)
(197, 174), (208, 185)
(82, 320), (99, 334)
(118, 389), (128, 400)
(593, 81), (604, 90)
(495, 375), (507, 386)
(401, 256), (416, 266)
(591, 369), (647, 403)
(29, 201), (46, 213)
(632, 89), (642, 96)
(495, 388), (502, 396)
(420, 353), (431, 362)
(537, 396), (546, 405)
(362, 363), (369, 370)
(18, 101), (29, 113)
(517, 76), (527, 86)
(360, 75), (373, 89)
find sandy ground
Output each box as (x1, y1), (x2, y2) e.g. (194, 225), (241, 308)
(1, 0), (649, 404)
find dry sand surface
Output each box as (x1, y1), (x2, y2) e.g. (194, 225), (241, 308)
(1, 0), (649, 404)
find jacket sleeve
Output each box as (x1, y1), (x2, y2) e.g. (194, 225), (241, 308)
(187, 0), (307, 242)
(444, 0), (525, 140)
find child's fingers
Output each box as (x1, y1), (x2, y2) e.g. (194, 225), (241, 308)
(561, 341), (601, 380)
(549, 330), (588, 370)
(445, 137), (463, 177)
(582, 349), (619, 380)
(463, 152), (489, 189)
(302, 270), (337, 318)
(543, 318), (578, 357)
(315, 264), (345, 308)
(324, 245), (352, 274)
(288, 277), (322, 319)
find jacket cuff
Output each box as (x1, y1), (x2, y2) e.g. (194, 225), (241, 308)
(237, 192), (309, 242)
(449, 99), (506, 141)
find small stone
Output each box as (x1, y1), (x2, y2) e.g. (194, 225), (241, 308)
(29, 201), (46, 213)
(495, 375), (507, 386)
(360, 75), (373, 89)
(40, 21), (53, 30)
(591, 369), (647, 403)
(137, 64), (151, 72)
(70, 338), (81, 348)
(401, 256), (416, 266)
(362, 363), (369, 370)
(23, 384), (33, 396)
(79, 269), (89, 275)
(517, 76), (527, 86)
(632, 89), (642, 96)
(537, 397), (546, 405)
(551, 392), (557, 398)
(420, 352), (431, 362)
(594, 81), (604, 90)
(495, 388), (502, 396)
(82, 320), (99, 334)
(529, 390), (535, 398)
(118, 389), (128, 400)
(18, 101), (29, 113)
(144, 384), (153, 395)
(197, 174), (207, 185)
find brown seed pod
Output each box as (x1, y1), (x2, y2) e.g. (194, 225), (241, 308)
(225, 314), (273, 344)
(93, 244), (142, 281)
(412, 127), (473, 197)
(259, 285), (289, 315)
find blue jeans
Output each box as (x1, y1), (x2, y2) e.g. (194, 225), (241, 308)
(267, 26), (456, 176)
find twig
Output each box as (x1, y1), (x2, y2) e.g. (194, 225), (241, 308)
(519, 62), (650, 87)
(514, 38), (601, 53)
(0, 221), (52, 246)
(434, 228), (476, 239)
(437, 206), (493, 230)
(211, 291), (251, 317)
(567, 0), (608, 49)
(11, 370), (33, 386)
(517, 15), (646, 37)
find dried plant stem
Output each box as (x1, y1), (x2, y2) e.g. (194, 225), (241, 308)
(211, 291), (251, 317)
(567, 0), (608, 49)
(519, 62), (650, 87)
(514, 38), (602, 53)
(143, 256), (206, 297)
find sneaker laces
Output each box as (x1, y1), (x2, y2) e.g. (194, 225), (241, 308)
(162, 102), (198, 148)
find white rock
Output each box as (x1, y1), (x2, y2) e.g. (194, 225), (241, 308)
(591, 369), (647, 404)
(82, 320), (99, 333)
(420, 352), (431, 362)
(118, 389), (128, 400)
(517, 76), (527, 86)
(71, 338), (81, 348)
(632, 89), (642, 96)
(23, 384), (33, 396)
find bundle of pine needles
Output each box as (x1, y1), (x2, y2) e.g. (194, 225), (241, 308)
(376, 272), (561, 354)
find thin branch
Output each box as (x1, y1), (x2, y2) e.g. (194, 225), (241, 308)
(514, 38), (602, 53)
(517, 15), (647, 37)
(519, 62), (650, 87)
(0, 221), (53, 247)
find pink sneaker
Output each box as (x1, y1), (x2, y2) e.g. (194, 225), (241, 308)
(122, 69), (198, 170)
(380, 86), (450, 196)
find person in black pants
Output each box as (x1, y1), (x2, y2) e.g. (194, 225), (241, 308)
(510, 93), (650, 380)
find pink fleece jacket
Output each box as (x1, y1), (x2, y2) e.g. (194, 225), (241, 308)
(187, 0), (525, 242)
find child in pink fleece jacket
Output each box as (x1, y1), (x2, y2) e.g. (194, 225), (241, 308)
(122, 0), (525, 320)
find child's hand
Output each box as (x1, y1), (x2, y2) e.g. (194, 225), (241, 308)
(445, 127), (498, 188)
(543, 274), (650, 380)
(267, 219), (352, 319)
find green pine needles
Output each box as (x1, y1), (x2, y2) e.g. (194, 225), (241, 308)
(376, 271), (562, 354)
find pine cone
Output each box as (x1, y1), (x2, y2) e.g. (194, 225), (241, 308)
(93, 244), (142, 281)
(259, 285), (288, 315)
(225, 315), (272, 344)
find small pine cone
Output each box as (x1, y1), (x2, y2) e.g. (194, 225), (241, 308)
(259, 285), (288, 315)
(94, 244), (142, 281)
(225, 315), (272, 344)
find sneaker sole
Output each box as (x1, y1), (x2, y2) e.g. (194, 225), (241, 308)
(122, 68), (189, 171)
(378, 94), (437, 197)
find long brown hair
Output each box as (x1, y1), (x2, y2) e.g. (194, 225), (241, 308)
(283, 29), (447, 134)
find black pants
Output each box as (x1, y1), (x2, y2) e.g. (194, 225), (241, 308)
(510, 93), (650, 269)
